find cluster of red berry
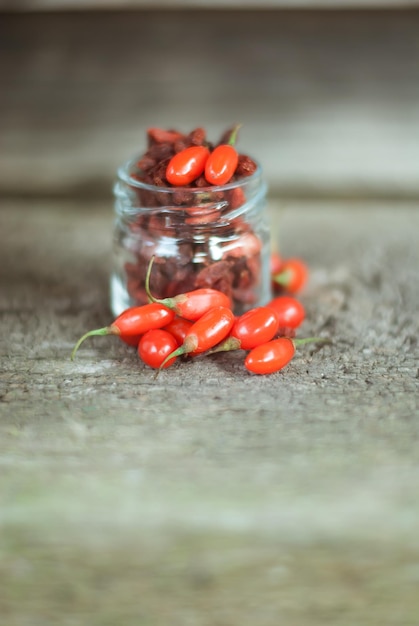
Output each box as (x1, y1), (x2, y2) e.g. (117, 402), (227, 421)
(72, 253), (327, 375)
(122, 124), (262, 312)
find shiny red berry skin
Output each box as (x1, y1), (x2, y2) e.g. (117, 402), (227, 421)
(245, 337), (296, 375)
(138, 329), (179, 369)
(166, 146), (210, 186)
(230, 306), (279, 350)
(272, 258), (308, 294)
(266, 296), (305, 329)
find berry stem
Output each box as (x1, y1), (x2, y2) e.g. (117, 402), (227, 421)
(71, 327), (116, 361)
(145, 255), (178, 309)
(292, 337), (331, 348)
(227, 123), (242, 146)
(159, 345), (186, 370)
(272, 270), (291, 286)
(205, 336), (242, 355)
(145, 255), (158, 303)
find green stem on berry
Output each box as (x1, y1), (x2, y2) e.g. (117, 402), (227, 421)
(71, 327), (116, 361)
(227, 123), (242, 146)
(204, 336), (242, 355)
(272, 269), (292, 286)
(292, 337), (331, 348)
(145, 255), (155, 299)
(145, 254), (184, 310)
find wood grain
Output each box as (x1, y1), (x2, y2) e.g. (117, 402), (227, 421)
(1, 198), (419, 624)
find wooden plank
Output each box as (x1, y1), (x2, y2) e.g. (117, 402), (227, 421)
(1, 198), (419, 624)
(1, 9), (419, 199)
(2, 0), (419, 10)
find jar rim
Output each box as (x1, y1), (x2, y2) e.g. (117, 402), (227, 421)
(117, 153), (263, 194)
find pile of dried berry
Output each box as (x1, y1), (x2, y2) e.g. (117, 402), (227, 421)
(115, 124), (269, 314)
(72, 254), (329, 375)
(135, 124), (256, 189)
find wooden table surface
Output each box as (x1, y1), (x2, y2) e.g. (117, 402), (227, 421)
(1, 5), (419, 623)
(1, 196), (419, 624)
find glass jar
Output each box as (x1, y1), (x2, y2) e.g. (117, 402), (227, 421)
(110, 154), (272, 317)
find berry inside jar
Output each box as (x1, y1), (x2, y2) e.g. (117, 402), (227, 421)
(111, 125), (271, 317)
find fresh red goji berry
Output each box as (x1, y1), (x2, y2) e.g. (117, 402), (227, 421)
(155, 288), (232, 321)
(121, 333), (143, 348)
(266, 296), (305, 330)
(162, 316), (193, 344)
(138, 328), (179, 369)
(272, 258), (309, 294)
(71, 302), (175, 360)
(244, 337), (328, 375)
(159, 305), (235, 370)
(208, 306), (279, 354)
(204, 124), (240, 186)
(146, 256), (232, 320)
(108, 306), (144, 348)
(166, 145), (210, 186)
(230, 306), (279, 349)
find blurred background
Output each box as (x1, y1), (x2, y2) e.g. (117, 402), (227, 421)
(1, 0), (418, 204)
